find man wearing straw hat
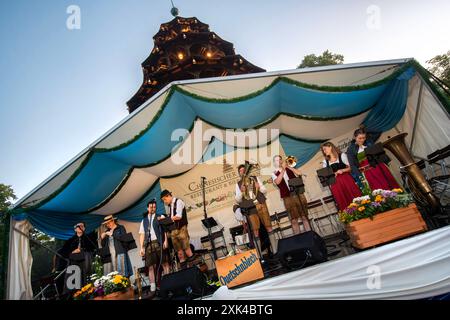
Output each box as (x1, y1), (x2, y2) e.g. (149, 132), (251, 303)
(100, 215), (133, 277)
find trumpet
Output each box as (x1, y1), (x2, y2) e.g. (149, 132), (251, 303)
(285, 155), (297, 168)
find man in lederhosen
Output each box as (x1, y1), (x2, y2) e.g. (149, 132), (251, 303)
(272, 155), (311, 235)
(235, 164), (278, 254)
(139, 199), (170, 293)
(160, 190), (195, 269)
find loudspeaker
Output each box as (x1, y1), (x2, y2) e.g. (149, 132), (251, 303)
(160, 266), (207, 299)
(275, 231), (327, 269)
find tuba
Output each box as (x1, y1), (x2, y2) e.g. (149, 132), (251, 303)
(383, 133), (440, 209)
(240, 161), (258, 202)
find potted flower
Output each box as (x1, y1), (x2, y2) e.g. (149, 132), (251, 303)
(339, 189), (427, 249)
(73, 283), (96, 300)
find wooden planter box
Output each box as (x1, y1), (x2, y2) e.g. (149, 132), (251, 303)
(93, 287), (135, 300)
(345, 204), (427, 249)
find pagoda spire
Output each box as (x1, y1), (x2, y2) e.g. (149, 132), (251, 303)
(126, 12), (265, 113)
(170, 0), (179, 17)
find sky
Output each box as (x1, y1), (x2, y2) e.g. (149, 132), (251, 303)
(0, 0), (449, 201)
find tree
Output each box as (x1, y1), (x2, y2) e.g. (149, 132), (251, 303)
(0, 184), (17, 216)
(0, 183), (17, 299)
(298, 50), (344, 68)
(427, 51), (450, 90)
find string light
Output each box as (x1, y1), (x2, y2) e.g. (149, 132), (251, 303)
(178, 52), (184, 60)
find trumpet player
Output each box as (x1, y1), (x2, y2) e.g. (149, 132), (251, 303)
(272, 155), (311, 235)
(235, 163), (278, 254)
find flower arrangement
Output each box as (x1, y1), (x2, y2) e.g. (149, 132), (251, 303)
(73, 272), (131, 300)
(339, 188), (413, 224)
(73, 283), (95, 300)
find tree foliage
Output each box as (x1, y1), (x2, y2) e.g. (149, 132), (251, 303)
(427, 51), (450, 89)
(0, 184), (17, 216)
(298, 50), (344, 68)
(0, 183), (16, 299)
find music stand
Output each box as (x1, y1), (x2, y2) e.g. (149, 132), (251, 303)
(201, 216), (229, 264)
(365, 143), (390, 167)
(154, 216), (178, 275)
(317, 167), (336, 187)
(200, 177), (218, 261)
(288, 176), (305, 194)
(364, 143), (396, 189)
(201, 217), (218, 230)
(98, 246), (111, 264)
(117, 233), (137, 251)
(158, 216), (175, 232)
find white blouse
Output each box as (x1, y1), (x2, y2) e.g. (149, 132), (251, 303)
(322, 152), (350, 168)
(358, 145), (367, 153)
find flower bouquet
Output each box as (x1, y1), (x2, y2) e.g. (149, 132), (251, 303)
(73, 272), (132, 300)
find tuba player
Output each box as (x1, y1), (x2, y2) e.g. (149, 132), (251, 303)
(235, 162), (278, 254)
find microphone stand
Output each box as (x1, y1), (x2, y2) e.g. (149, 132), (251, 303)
(201, 177), (217, 261)
(241, 207), (264, 264)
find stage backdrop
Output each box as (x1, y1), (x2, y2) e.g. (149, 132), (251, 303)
(159, 140), (286, 253)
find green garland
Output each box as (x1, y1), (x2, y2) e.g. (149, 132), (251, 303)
(409, 59), (450, 113)
(98, 60), (413, 153)
(11, 151), (96, 215)
(174, 61), (412, 103)
(113, 179), (161, 217)
(85, 167), (134, 213)
(12, 60), (415, 215)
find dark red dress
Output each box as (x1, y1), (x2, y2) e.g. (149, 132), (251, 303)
(358, 151), (400, 190)
(325, 154), (362, 211)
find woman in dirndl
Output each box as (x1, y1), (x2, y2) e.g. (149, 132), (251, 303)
(321, 142), (362, 210)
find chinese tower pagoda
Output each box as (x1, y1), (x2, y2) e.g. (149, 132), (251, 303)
(126, 7), (265, 113)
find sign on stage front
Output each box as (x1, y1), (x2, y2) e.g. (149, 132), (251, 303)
(215, 249), (264, 288)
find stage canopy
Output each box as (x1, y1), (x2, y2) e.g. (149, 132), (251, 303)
(7, 58), (450, 300)
(9, 58), (449, 240)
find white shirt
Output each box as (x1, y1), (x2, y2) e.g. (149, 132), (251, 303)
(271, 168), (294, 188)
(169, 197), (185, 218)
(233, 206), (245, 223)
(139, 214), (157, 241)
(235, 176), (266, 203)
(322, 152), (350, 168)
